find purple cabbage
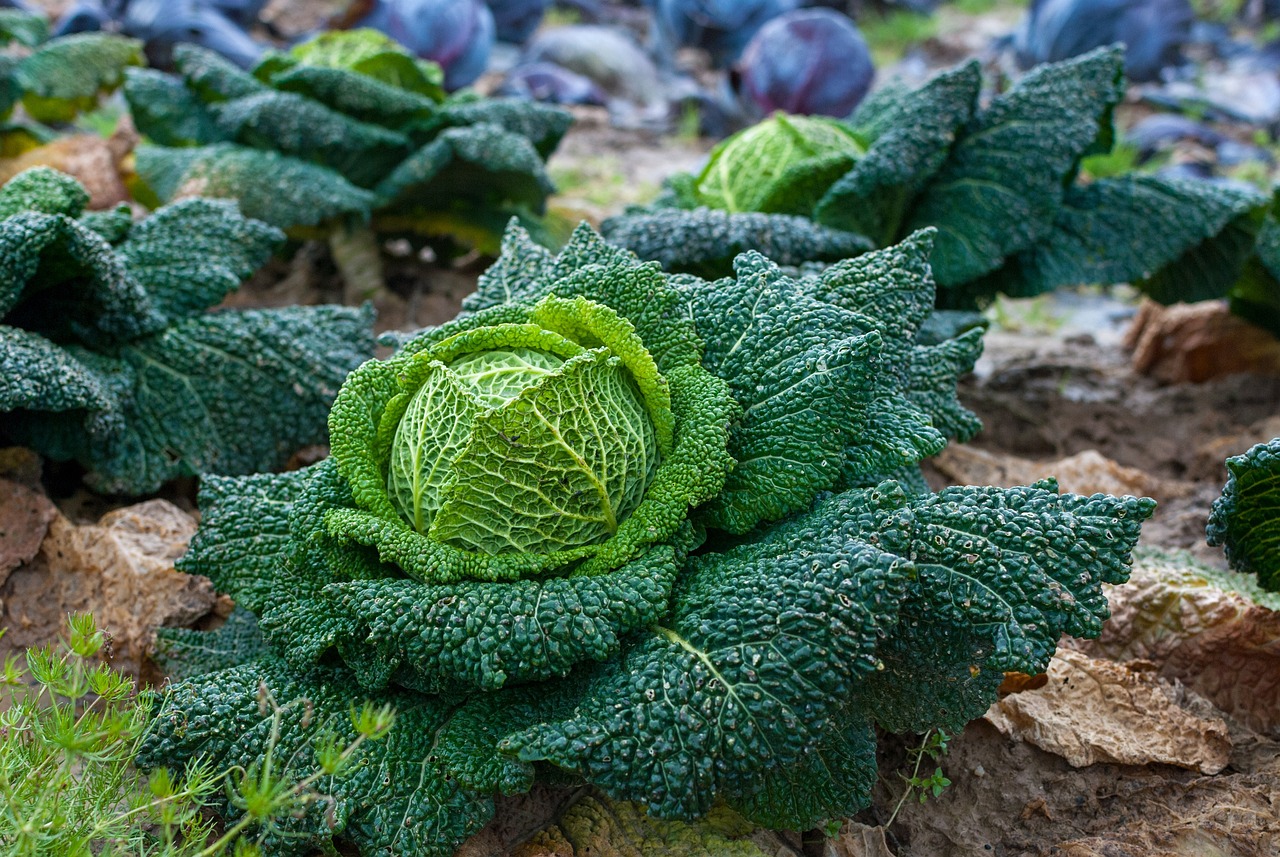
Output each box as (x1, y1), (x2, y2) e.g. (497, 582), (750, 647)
(51, 0), (265, 67)
(485, 0), (549, 43)
(355, 0), (495, 90)
(497, 61), (608, 105)
(654, 0), (800, 67)
(733, 8), (874, 118)
(1015, 0), (1194, 82)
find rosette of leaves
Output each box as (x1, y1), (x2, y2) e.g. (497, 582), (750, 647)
(123, 29), (571, 302)
(1208, 437), (1280, 591)
(140, 222), (1155, 855)
(1, 9), (142, 148)
(0, 166), (374, 494)
(602, 46), (1270, 311)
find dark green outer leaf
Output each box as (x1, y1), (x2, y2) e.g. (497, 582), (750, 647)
(269, 64), (438, 130)
(815, 61), (982, 244)
(211, 90), (410, 188)
(63, 305), (372, 495)
(1231, 202), (1280, 337)
(138, 656), (496, 857)
(970, 174), (1267, 302)
(15, 33), (143, 123)
(123, 67), (223, 147)
(681, 251), (885, 533)
(0, 165), (89, 218)
(173, 43), (267, 102)
(600, 207), (873, 280)
(178, 468), (313, 614)
(116, 197), (284, 322)
(1207, 437), (1280, 590)
(0, 325), (116, 416)
(425, 97), (572, 159)
(374, 122), (554, 211)
(507, 532), (911, 827)
(0, 9), (49, 47)
(905, 47), (1125, 289)
(0, 210), (164, 346)
(152, 607), (269, 682)
(135, 143), (376, 230)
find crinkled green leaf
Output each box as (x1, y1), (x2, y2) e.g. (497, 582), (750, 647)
(0, 209), (163, 345)
(425, 96), (571, 158)
(79, 204), (135, 244)
(16, 33), (143, 123)
(1208, 437), (1280, 590)
(211, 90), (410, 187)
(123, 66), (223, 147)
(600, 207), (873, 279)
(904, 47), (1124, 288)
(0, 325), (115, 416)
(152, 607), (269, 681)
(276, 28), (445, 101)
(814, 61), (981, 244)
(172, 43), (267, 102)
(268, 64), (438, 130)
(6, 306), (374, 495)
(375, 122), (554, 211)
(0, 164), (88, 218)
(115, 197), (284, 321)
(135, 143), (376, 229)
(506, 515), (912, 826)
(0, 9), (48, 48)
(681, 252), (884, 533)
(1231, 202), (1280, 337)
(970, 174), (1267, 302)
(138, 656), (495, 857)
(178, 468), (313, 612)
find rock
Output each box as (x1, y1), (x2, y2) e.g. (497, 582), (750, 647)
(0, 499), (220, 678)
(985, 648), (1231, 773)
(0, 478), (57, 586)
(1126, 300), (1280, 383)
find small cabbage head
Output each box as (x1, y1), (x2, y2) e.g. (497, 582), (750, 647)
(694, 112), (865, 216)
(383, 296), (671, 554)
(322, 225), (738, 587)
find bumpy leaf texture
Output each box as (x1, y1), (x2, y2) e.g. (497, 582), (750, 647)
(143, 222), (1154, 849)
(1208, 437), (1280, 591)
(0, 167), (375, 493)
(126, 35), (568, 251)
(606, 47), (1270, 309)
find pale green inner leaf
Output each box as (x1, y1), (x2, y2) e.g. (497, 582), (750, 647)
(386, 363), (482, 533)
(448, 347), (564, 409)
(430, 351), (659, 555)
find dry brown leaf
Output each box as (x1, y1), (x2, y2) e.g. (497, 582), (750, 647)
(0, 499), (218, 676)
(824, 822), (895, 857)
(1070, 550), (1280, 733)
(984, 648), (1231, 773)
(1125, 300), (1280, 383)
(929, 445), (1178, 500)
(0, 477), (57, 586)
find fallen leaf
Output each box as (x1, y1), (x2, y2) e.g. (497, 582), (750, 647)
(1070, 549), (1280, 733)
(1125, 300), (1280, 383)
(985, 648), (1231, 773)
(0, 135), (130, 210)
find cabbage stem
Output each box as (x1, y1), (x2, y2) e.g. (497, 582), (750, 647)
(329, 220), (387, 306)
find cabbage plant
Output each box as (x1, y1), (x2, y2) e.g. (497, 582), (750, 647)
(142, 223), (1154, 856)
(604, 47), (1271, 312)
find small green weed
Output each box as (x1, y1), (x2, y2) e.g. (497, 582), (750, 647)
(860, 11), (938, 67)
(886, 728), (952, 827)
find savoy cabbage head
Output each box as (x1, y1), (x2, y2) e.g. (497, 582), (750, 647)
(141, 222), (1154, 855)
(1208, 437), (1280, 591)
(123, 29), (570, 257)
(604, 47), (1271, 311)
(0, 166), (374, 494)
